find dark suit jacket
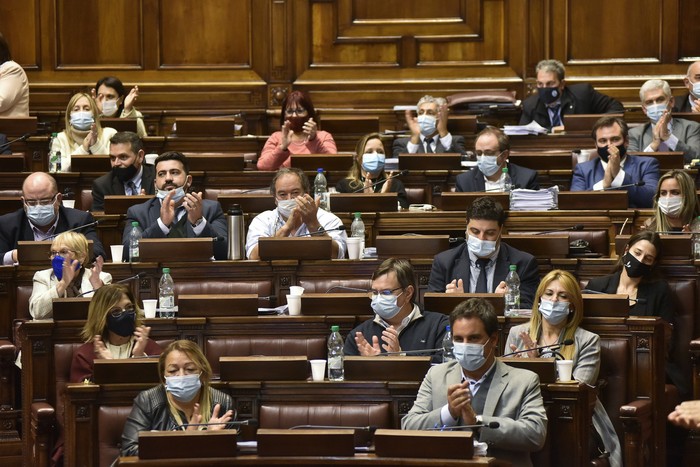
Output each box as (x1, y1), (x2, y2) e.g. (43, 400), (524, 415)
(91, 164), (156, 212)
(0, 206), (106, 261)
(519, 83), (624, 129)
(570, 155), (660, 208)
(335, 176), (409, 208)
(427, 242), (540, 308)
(0, 133), (10, 155)
(455, 162), (540, 192)
(673, 92), (696, 113)
(628, 118), (700, 163)
(392, 134), (466, 158)
(122, 197), (228, 260)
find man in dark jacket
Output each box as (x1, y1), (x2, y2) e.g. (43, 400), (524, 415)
(673, 61), (700, 113)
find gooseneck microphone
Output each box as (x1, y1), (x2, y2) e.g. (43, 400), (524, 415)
(0, 132), (32, 152)
(597, 180), (645, 191)
(290, 424), (377, 432)
(532, 224), (584, 235)
(177, 418), (257, 430)
(350, 170), (409, 193)
(427, 421), (500, 430)
(501, 338), (574, 358)
(46, 220), (100, 239)
(296, 225), (347, 237)
(325, 285), (368, 293)
(581, 289), (647, 305)
(380, 348), (443, 356)
(76, 272), (146, 297)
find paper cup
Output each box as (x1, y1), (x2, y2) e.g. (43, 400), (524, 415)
(289, 286), (305, 296)
(145, 153), (158, 165)
(110, 245), (124, 263)
(142, 300), (157, 319)
(310, 359), (326, 382)
(347, 237), (362, 260)
(556, 359), (574, 382)
(62, 200), (75, 209)
(286, 294), (301, 316)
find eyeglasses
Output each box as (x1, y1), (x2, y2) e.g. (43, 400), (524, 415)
(49, 249), (75, 259)
(109, 306), (136, 318)
(368, 287), (403, 299)
(25, 194), (57, 207)
(474, 150), (504, 158)
(284, 108), (307, 116)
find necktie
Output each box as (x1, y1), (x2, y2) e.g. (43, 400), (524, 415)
(127, 181), (137, 196)
(475, 258), (490, 293)
(550, 105), (562, 127)
(424, 137), (434, 153)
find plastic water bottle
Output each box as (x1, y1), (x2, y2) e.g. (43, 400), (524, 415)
(502, 167), (512, 192)
(158, 268), (175, 318)
(442, 325), (454, 363)
(327, 325), (344, 381)
(350, 212), (366, 254)
(504, 264), (520, 317)
(128, 221), (142, 262)
(691, 216), (700, 259)
(48, 133), (61, 173)
(314, 168), (329, 211)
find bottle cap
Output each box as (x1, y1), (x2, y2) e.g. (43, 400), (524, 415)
(446, 325), (450, 332)
(354, 212), (361, 219)
(162, 267), (170, 273)
(502, 167), (509, 173)
(317, 168), (324, 173)
(132, 221), (139, 227)
(509, 264), (517, 271)
(51, 132), (58, 137)
(331, 325), (339, 332)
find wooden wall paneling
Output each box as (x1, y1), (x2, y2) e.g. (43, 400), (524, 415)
(0, 0), (41, 70)
(678, 0), (700, 62)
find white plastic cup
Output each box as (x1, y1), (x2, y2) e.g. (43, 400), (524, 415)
(556, 359), (574, 382)
(286, 294), (301, 316)
(347, 237), (362, 260)
(62, 200), (75, 209)
(289, 286), (305, 296)
(110, 245), (124, 263)
(310, 359), (326, 382)
(142, 300), (157, 319)
(145, 153), (158, 165)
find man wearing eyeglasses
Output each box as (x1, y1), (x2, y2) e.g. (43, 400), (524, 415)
(455, 126), (539, 192)
(0, 171), (105, 265)
(343, 258), (448, 362)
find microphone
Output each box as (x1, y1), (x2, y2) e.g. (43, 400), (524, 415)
(532, 224), (584, 235)
(177, 418), (257, 430)
(46, 220), (100, 239)
(485, 184), (521, 192)
(0, 132), (32, 152)
(502, 339), (574, 357)
(296, 225), (347, 237)
(290, 424), (376, 432)
(597, 180), (645, 191)
(350, 170), (409, 193)
(380, 347), (443, 356)
(581, 289), (647, 305)
(325, 285), (368, 293)
(427, 421), (500, 431)
(76, 272), (146, 297)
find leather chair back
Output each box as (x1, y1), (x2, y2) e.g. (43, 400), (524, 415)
(259, 402), (392, 429)
(597, 337), (629, 441)
(98, 406), (131, 467)
(174, 280), (273, 297)
(54, 343), (85, 432)
(298, 279), (371, 294)
(80, 190), (93, 212)
(405, 187), (426, 205)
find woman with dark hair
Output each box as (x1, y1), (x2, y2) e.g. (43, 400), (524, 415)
(121, 340), (236, 456)
(92, 76), (147, 137)
(0, 32), (29, 117)
(257, 90), (337, 170)
(644, 169), (700, 233)
(335, 132), (409, 208)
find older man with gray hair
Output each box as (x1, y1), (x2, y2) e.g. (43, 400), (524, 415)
(629, 79), (700, 164)
(674, 61), (700, 113)
(392, 95), (466, 157)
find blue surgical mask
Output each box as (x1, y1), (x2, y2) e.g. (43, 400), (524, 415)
(453, 338), (490, 372)
(70, 111), (94, 131)
(276, 198), (297, 219)
(539, 299), (571, 325)
(51, 255), (81, 281)
(26, 203), (57, 227)
(371, 291), (403, 321)
(476, 155), (501, 177)
(646, 103), (668, 123)
(156, 185), (187, 203)
(692, 81), (700, 98)
(362, 153), (385, 174)
(467, 234), (497, 258)
(165, 373), (202, 402)
(417, 114), (437, 137)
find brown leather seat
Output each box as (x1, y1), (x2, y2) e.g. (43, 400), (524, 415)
(598, 338), (629, 443)
(298, 279), (371, 294)
(405, 187), (426, 205)
(80, 189), (93, 211)
(98, 406), (132, 467)
(259, 402), (392, 429)
(175, 280), (273, 297)
(204, 188), (269, 200)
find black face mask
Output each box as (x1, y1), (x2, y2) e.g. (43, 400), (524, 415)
(107, 311), (136, 337)
(537, 87), (561, 105)
(113, 164), (138, 183)
(596, 144), (627, 163)
(622, 252), (652, 278)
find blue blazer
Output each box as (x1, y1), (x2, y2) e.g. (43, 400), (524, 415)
(570, 155), (659, 208)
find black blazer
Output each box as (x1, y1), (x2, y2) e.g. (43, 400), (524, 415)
(392, 134), (466, 158)
(519, 83), (624, 129)
(90, 164), (156, 212)
(0, 133), (10, 155)
(427, 242), (540, 308)
(673, 93), (695, 113)
(455, 162), (540, 192)
(335, 176), (409, 208)
(0, 206), (106, 261)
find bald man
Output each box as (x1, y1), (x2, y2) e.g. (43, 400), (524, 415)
(674, 61), (700, 113)
(0, 172), (105, 264)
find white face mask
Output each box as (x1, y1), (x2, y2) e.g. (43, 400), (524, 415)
(101, 99), (119, 117)
(538, 299), (571, 325)
(467, 234), (497, 258)
(658, 196), (683, 217)
(417, 114), (437, 137)
(156, 185), (187, 203)
(276, 198), (297, 219)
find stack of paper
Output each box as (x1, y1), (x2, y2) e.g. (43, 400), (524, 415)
(509, 186), (559, 211)
(503, 121), (548, 136)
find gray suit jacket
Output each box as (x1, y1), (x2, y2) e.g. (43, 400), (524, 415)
(628, 118), (700, 164)
(402, 360), (547, 467)
(392, 134), (466, 158)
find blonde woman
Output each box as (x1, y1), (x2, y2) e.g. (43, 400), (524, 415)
(51, 92), (117, 171)
(506, 269), (621, 467)
(29, 231), (111, 319)
(121, 340), (235, 457)
(644, 169), (700, 232)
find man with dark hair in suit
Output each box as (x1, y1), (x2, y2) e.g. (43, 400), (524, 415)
(402, 297), (547, 467)
(455, 126), (539, 192)
(91, 131), (155, 211)
(519, 59), (623, 131)
(392, 95), (466, 157)
(122, 151), (228, 260)
(0, 172), (105, 264)
(673, 61), (700, 113)
(571, 116), (659, 208)
(427, 196), (539, 308)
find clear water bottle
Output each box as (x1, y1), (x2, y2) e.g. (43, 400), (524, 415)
(504, 264), (520, 317)
(691, 216), (700, 259)
(502, 167), (512, 192)
(442, 325), (454, 363)
(158, 268), (175, 318)
(350, 212), (366, 254)
(314, 168), (329, 211)
(128, 221), (142, 262)
(327, 325), (344, 381)
(48, 133), (59, 173)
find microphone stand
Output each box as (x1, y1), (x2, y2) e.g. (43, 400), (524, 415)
(350, 170), (409, 194)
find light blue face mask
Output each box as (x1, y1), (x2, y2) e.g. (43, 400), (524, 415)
(371, 290), (404, 321)
(165, 373), (202, 402)
(467, 234), (497, 258)
(692, 81), (700, 98)
(26, 203), (57, 227)
(646, 103), (668, 123)
(70, 111), (94, 131)
(417, 114), (436, 137)
(539, 299), (571, 325)
(453, 338), (491, 372)
(362, 153), (386, 174)
(156, 185), (187, 203)
(477, 155), (501, 177)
